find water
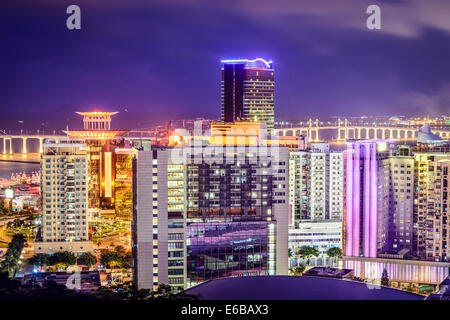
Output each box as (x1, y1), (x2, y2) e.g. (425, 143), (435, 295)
(0, 162), (40, 179)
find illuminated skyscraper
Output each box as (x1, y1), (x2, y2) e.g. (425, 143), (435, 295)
(132, 146), (186, 291)
(413, 152), (450, 262)
(343, 141), (390, 258)
(388, 148), (414, 254)
(288, 143), (344, 225)
(132, 142), (289, 289)
(35, 141), (93, 254)
(184, 144), (289, 286)
(221, 58), (274, 134)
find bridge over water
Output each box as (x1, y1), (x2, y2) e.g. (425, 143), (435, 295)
(0, 129), (155, 154)
(275, 119), (450, 141)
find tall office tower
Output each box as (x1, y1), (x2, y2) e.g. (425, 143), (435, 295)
(132, 146), (186, 291)
(185, 145), (289, 286)
(289, 144), (344, 226)
(414, 152), (450, 262)
(388, 147), (415, 254)
(35, 141), (93, 254)
(289, 152), (309, 223)
(343, 141), (390, 258)
(221, 58), (275, 134)
(64, 111), (132, 220)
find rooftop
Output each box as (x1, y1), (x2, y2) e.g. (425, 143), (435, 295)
(185, 276), (424, 300)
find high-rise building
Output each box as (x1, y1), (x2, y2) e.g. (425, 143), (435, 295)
(343, 141), (390, 258)
(185, 146), (289, 285)
(35, 141), (93, 254)
(388, 149), (415, 254)
(132, 147), (186, 291)
(184, 144), (289, 286)
(221, 58), (274, 134)
(289, 144), (344, 225)
(132, 141), (290, 290)
(414, 152), (450, 262)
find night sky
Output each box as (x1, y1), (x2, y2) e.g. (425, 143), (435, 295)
(1, 0), (450, 129)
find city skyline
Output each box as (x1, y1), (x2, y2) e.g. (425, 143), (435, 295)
(2, 0), (450, 131)
(1, 0), (450, 304)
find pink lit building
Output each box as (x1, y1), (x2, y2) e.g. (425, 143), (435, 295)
(343, 141), (390, 258)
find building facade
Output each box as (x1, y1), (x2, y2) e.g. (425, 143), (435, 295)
(289, 145), (344, 226)
(184, 144), (289, 286)
(289, 220), (342, 267)
(414, 153), (450, 262)
(132, 143), (289, 290)
(35, 141), (93, 254)
(132, 147), (186, 291)
(388, 153), (415, 254)
(343, 141), (390, 258)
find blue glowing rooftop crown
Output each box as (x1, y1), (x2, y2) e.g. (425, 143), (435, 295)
(221, 58), (273, 69)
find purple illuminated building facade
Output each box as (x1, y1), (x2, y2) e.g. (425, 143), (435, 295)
(344, 141), (390, 258)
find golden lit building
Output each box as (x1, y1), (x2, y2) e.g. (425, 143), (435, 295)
(169, 121), (308, 151)
(64, 111), (133, 220)
(210, 121), (265, 146)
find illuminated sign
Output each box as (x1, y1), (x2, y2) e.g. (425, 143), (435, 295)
(5, 189), (14, 199)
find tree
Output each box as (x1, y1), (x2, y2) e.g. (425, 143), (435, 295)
(381, 268), (389, 287)
(122, 252), (132, 269)
(50, 251), (76, 269)
(29, 253), (50, 267)
(0, 254), (19, 277)
(77, 252), (97, 269)
(0, 202), (9, 215)
(326, 247), (342, 267)
(114, 245), (125, 253)
(10, 233), (26, 252)
(289, 265), (306, 276)
(297, 246), (319, 265)
(101, 251), (124, 269)
(288, 248), (293, 258)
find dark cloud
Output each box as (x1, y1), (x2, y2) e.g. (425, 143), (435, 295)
(0, 0), (449, 129)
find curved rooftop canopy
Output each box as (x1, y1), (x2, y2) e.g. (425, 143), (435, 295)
(185, 276), (424, 300)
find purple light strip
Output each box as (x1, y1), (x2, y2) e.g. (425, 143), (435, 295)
(370, 142), (378, 258)
(345, 145), (354, 256)
(352, 143), (360, 257)
(363, 143), (371, 257)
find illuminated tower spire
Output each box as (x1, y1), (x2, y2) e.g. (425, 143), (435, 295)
(76, 111), (118, 130)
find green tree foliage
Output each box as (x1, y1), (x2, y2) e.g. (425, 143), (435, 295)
(289, 265), (306, 276)
(381, 268), (389, 287)
(96, 282), (201, 301)
(122, 252), (132, 269)
(0, 202), (9, 215)
(326, 247), (342, 267)
(0, 233), (27, 276)
(101, 251), (124, 269)
(77, 252), (97, 268)
(326, 247), (342, 258)
(28, 253), (50, 267)
(49, 251), (76, 269)
(297, 246), (319, 265)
